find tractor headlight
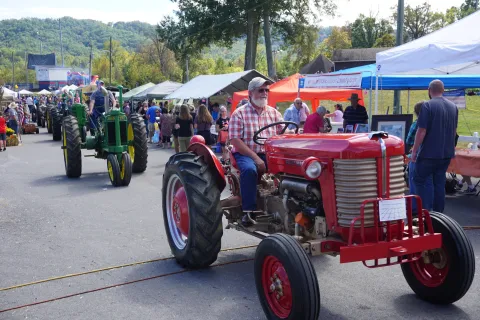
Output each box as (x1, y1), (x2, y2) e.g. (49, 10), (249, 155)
(302, 157), (323, 179)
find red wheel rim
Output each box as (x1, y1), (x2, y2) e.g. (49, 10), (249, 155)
(411, 246), (450, 287)
(172, 186), (189, 237)
(262, 255), (293, 319)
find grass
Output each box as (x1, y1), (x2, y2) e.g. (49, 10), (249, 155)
(276, 90), (480, 137)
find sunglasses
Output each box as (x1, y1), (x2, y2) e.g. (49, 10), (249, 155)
(257, 88), (270, 93)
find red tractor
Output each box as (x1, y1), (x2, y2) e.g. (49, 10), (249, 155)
(162, 122), (475, 320)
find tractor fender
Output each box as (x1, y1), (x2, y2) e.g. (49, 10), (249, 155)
(187, 142), (226, 192)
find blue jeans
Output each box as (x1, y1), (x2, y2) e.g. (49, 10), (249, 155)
(412, 158), (451, 213)
(409, 161), (433, 213)
(8, 120), (18, 134)
(233, 153), (267, 211)
(89, 107), (105, 131)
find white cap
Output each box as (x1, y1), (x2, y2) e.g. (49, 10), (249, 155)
(248, 77), (273, 91)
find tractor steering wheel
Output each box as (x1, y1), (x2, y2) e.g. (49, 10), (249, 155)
(253, 121), (299, 145)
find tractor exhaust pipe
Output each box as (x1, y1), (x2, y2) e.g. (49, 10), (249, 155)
(280, 178), (321, 199)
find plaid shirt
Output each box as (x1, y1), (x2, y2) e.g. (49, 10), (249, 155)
(229, 102), (284, 153)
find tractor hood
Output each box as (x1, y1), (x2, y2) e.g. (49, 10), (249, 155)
(265, 133), (405, 159)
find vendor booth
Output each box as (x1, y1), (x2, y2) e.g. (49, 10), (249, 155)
(231, 73), (363, 112)
(134, 81), (183, 100)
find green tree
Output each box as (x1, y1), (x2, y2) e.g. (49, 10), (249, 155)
(350, 14), (393, 48)
(321, 27), (352, 59)
(373, 34), (396, 47)
(459, 0), (479, 17)
(394, 2), (444, 41)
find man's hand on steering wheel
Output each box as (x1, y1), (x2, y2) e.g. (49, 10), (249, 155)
(253, 121), (299, 145)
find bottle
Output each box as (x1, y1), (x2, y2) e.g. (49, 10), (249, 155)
(473, 132), (479, 150)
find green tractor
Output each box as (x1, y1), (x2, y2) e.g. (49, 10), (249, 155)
(61, 85), (148, 187)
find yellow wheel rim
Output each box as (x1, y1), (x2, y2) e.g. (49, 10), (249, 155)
(120, 156), (125, 180)
(107, 159), (114, 181)
(63, 129), (68, 167)
(127, 124), (135, 162)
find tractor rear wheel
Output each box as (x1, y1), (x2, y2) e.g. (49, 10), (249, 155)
(120, 152), (132, 186)
(62, 115), (82, 178)
(46, 107), (53, 133)
(401, 211), (475, 304)
(255, 234), (320, 320)
(37, 112), (42, 127)
(127, 114), (148, 173)
(107, 154), (121, 187)
(162, 152), (223, 268)
(51, 108), (62, 141)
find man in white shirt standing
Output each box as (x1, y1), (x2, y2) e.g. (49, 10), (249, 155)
(26, 96), (35, 122)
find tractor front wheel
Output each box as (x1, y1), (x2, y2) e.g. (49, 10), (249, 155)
(255, 234), (321, 320)
(162, 152), (223, 268)
(51, 108), (62, 141)
(401, 211), (475, 304)
(107, 154), (121, 187)
(62, 116), (82, 178)
(128, 113), (148, 173)
(120, 152), (132, 186)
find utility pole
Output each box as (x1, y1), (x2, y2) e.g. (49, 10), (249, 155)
(393, 0), (404, 114)
(185, 55), (190, 82)
(59, 19), (64, 67)
(89, 43), (93, 82)
(109, 36), (112, 85)
(25, 50), (28, 87)
(12, 52), (15, 86)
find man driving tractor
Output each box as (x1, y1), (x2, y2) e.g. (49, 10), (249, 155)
(88, 80), (117, 135)
(229, 77), (292, 226)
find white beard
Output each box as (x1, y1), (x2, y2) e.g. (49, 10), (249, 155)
(252, 97), (267, 108)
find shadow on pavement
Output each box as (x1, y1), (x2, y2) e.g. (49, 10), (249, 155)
(393, 294), (471, 320)
(30, 173), (118, 195)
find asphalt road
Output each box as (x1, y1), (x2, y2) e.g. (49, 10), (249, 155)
(1, 128), (479, 320)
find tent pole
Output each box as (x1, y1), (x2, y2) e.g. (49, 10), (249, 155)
(374, 74), (379, 118)
(368, 71), (373, 128)
(407, 90), (410, 114)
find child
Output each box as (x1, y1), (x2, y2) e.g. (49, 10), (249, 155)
(0, 114), (6, 151)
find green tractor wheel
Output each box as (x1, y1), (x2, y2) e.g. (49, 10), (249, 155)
(62, 116), (82, 178)
(107, 154), (122, 187)
(46, 107), (53, 133)
(51, 108), (62, 141)
(128, 114), (148, 173)
(120, 152), (133, 186)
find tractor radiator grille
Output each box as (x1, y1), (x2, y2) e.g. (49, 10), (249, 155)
(106, 121), (128, 146)
(333, 156), (405, 227)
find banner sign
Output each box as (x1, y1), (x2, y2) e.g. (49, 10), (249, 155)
(299, 73), (362, 89)
(443, 89), (466, 109)
(27, 53), (56, 70)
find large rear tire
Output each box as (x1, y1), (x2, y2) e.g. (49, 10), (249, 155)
(46, 106), (53, 133)
(162, 152), (223, 268)
(62, 115), (82, 178)
(51, 108), (62, 141)
(401, 211), (475, 304)
(128, 114), (148, 173)
(255, 234), (321, 320)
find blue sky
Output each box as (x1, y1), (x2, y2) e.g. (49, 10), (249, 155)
(0, 0), (465, 26)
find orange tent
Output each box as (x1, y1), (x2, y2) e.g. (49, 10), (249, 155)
(231, 73), (363, 113)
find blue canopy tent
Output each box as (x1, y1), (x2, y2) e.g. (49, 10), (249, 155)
(331, 64), (480, 120)
(331, 64), (480, 90)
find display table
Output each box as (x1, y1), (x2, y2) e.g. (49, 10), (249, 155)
(447, 149), (480, 177)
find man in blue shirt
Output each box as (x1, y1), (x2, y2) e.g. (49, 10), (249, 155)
(146, 102), (161, 143)
(411, 80), (458, 213)
(284, 98), (305, 129)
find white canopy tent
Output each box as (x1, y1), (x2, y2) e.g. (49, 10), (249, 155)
(1, 87), (17, 98)
(134, 81), (183, 100)
(165, 70), (271, 99)
(37, 89), (53, 95)
(19, 89), (33, 95)
(376, 10), (480, 75)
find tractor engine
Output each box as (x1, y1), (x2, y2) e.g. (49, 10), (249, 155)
(255, 174), (323, 238)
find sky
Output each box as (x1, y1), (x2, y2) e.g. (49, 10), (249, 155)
(0, 0), (466, 26)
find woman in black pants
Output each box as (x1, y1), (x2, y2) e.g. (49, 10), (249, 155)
(194, 104), (213, 145)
